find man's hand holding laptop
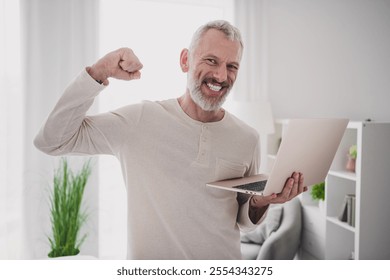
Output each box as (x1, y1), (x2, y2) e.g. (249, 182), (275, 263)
(248, 172), (307, 223)
(206, 118), (349, 224)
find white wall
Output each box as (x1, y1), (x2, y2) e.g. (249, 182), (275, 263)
(264, 0), (390, 121)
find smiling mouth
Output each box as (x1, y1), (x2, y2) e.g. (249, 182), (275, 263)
(206, 82), (222, 92)
(203, 78), (229, 94)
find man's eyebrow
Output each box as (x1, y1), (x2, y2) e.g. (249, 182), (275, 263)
(203, 54), (240, 67)
(203, 54), (218, 60)
(229, 61), (240, 68)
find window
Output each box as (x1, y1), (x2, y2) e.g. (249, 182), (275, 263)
(97, 0), (234, 258)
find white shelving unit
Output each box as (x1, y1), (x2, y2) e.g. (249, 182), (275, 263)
(325, 121), (390, 260)
(267, 119), (390, 260)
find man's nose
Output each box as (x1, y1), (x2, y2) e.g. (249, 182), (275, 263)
(212, 64), (228, 83)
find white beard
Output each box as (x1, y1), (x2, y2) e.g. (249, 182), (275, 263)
(187, 73), (230, 112)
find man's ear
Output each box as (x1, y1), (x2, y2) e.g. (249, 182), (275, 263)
(180, 48), (189, 72)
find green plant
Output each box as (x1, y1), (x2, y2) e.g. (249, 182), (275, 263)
(349, 144), (357, 159)
(310, 182), (325, 201)
(48, 158), (91, 258)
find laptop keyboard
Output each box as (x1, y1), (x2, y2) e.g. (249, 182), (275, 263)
(234, 180), (267, 192)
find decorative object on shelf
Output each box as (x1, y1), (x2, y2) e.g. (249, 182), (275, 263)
(346, 144), (357, 172)
(337, 194), (356, 227)
(47, 158), (92, 258)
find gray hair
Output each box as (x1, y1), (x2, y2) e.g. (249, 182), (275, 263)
(188, 20), (244, 54)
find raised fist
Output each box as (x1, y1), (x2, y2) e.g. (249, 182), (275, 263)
(87, 47), (143, 86)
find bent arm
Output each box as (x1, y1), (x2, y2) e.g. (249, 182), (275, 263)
(237, 199), (268, 231)
(35, 47), (144, 156)
(34, 69), (133, 156)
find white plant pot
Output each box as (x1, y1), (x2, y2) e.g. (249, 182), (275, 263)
(318, 200), (325, 215)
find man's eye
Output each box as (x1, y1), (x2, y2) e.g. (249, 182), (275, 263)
(206, 59), (217, 64)
(228, 65), (238, 70)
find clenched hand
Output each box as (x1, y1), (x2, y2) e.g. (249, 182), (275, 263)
(86, 47), (143, 86)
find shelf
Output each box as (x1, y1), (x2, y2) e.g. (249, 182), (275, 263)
(268, 119), (390, 259)
(326, 216), (355, 233)
(328, 170), (356, 181)
(347, 121), (361, 130)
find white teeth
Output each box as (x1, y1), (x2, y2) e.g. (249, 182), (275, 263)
(207, 83), (222, 92)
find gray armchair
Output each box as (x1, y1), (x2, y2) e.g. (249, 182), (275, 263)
(240, 197), (302, 260)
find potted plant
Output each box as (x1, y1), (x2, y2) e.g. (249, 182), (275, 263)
(311, 182), (325, 201)
(311, 182), (325, 213)
(346, 144), (357, 172)
(47, 158), (91, 258)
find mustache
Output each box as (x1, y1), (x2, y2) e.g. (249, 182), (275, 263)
(203, 78), (230, 88)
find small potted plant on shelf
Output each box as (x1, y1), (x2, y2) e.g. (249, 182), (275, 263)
(47, 158), (92, 258)
(311, 182), (325, 212)
(346, 144), (357, 173)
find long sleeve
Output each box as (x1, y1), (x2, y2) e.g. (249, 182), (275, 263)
(236, 135), (267, 231)
(34, 69), (140, 156)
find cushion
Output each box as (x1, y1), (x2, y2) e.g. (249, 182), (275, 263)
(240, 205), (283, 245)
(240, 243), (261, 260)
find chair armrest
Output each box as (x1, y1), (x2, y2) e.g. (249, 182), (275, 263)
(256, 197), (302, 260)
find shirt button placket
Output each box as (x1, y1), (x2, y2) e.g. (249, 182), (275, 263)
(196, 125), (210, 165)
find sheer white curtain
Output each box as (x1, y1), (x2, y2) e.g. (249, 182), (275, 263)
(230, 0), (274, 173)
(0, 0), (24, 259)
(19, 0), (99, 259)
(233, 0), (268, 102)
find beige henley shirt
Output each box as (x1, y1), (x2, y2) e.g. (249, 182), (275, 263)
(34, 69), (264, 259)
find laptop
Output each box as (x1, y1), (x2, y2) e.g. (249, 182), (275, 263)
(207, 118), (349, 196)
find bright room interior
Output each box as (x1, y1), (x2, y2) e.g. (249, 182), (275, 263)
(1, 0), (390, 260)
